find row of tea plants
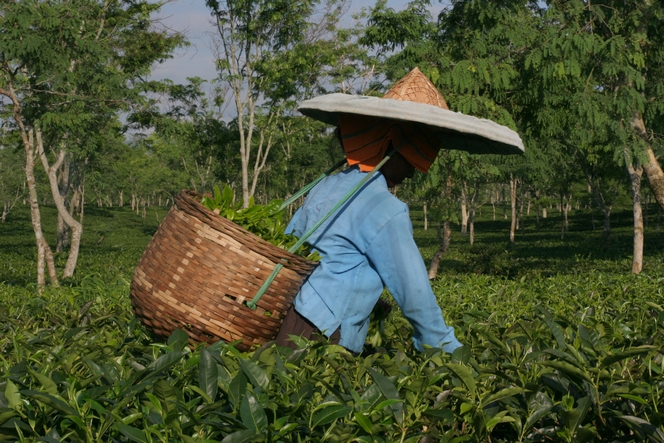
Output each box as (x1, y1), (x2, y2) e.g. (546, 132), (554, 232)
(1, 267), (663, 442)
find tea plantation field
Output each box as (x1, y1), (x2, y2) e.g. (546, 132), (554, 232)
(1, 204), (663, 442)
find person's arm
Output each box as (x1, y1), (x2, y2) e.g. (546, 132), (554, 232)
(365, 211), (462, 353)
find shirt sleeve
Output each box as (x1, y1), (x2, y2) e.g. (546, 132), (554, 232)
(365, 211), (462, 353)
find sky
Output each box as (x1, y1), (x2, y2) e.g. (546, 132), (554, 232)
(151, 0), (447, 85)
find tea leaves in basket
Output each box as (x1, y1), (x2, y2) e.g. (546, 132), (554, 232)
(200, 185), (320, 261)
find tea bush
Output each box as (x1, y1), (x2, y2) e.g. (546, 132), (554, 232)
(1, 204), (663, 442)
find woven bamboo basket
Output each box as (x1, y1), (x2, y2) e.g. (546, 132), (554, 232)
(130, 190), (318, 351)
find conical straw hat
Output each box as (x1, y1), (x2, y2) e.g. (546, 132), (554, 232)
(298, 67), (524, 155)
(383, 67), (449, 110)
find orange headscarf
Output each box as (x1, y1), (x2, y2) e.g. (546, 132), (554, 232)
(339, 114), (440, 173)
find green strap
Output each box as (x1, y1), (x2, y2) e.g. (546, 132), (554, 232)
(279, 159), (347, 211)
(246, 149), (398, 310)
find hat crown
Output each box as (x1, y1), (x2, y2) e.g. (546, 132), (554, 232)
(383, 67), (449, 110)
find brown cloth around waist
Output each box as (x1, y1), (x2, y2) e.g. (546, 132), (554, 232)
(275, 305), (340, 349)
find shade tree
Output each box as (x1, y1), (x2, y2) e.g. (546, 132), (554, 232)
(205, 0), (373, 207)
(0, 0), (184, 288)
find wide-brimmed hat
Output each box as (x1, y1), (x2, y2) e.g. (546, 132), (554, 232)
(298, 67), (524, 156)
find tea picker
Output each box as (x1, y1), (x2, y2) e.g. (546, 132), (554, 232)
(130, 68), (524, 352)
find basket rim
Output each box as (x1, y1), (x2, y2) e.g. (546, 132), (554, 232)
(176, 189), (319, 274)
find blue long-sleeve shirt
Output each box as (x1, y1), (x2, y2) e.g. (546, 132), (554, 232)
(286, 166), (462, 353)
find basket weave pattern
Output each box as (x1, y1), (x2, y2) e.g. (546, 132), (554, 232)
(130, 190), (317, 351)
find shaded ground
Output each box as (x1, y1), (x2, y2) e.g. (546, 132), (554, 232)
(1, 201), (663, 286)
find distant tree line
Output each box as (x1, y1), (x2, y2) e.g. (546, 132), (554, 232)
(1, 0), (663, 289)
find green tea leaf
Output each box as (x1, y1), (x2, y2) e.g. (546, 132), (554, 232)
(0, 410), (18, 426)
(21, 390), (77, 416)
(115, 422), (148, 443)
(5, 380), (21, 409)
(229, 371), (248, 409)
(220, 429), (259, 443)
(311, 404), (352, 428)
(600, 346), (657, 369)
(368, 368), (403, 424)
(560, 396), (591, 434)
(167, 329), (190, 351)
(239, 359), (269, 390)
(199, 348), (219, 401)
(240, 392), (267, 432)
(482, 387), (524, 406)
(423, 408), (454, 424)
(29, 370), (58, 395)
(539, 360), (592, 382)
(222, 185), (234, 206)
(617, 415), (664, 442)
(146, 351), (187, 374)
(536, 306), (568, 349)
(153, 379), (177, 414)
(353, 411), (373, 434)
(445, 363), (478, 397)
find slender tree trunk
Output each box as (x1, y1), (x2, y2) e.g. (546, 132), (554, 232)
(584, 170), (613, 248)
(560, 194), (570, 240)
(428, 173), (453, 279)
(509, 174), (517, 245)
(56, 213), (70, 253)
(428, 220), (451, 280)
(25, 129), (59, 289)
(55, 155), (71, 253)
(631, 112), (664, 210)
(460, 183), (468, 236)
(2, 189), (22, 223)
(543, 207), (547, 218)
(468, 184), (479, 246)
(423, 202), (428, 231)
(36, 132), (83, 278)
(626, 160), (644, 274)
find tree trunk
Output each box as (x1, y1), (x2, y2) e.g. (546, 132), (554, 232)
(55, 155), (71, 253)
(584, 169), (613, 248)
(56, 213), (70, 253)
(631, 112), (664, 210)
(428, 220), (451, 280)
(560, 194), (570, 240)
(460, 184), (468, 236)
(25, 129), (59, 289)
(119, 190), (124, 207)
(1, 201), (7, 223)
(509, 174), (517, 245)
(36, 131), (83, 278)
(626, 160), (644, 274)
(423, 202), (428, 231)
(468, 184), (479, 246)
